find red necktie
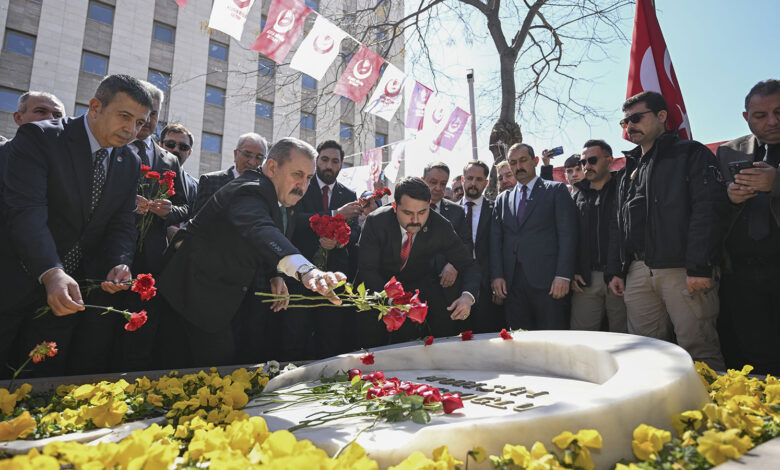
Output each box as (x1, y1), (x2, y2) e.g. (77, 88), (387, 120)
(400, 231), (412, 270)
(321, 185), (329, 210)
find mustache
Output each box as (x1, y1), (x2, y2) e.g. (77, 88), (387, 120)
(405, 223), (421, 228)
(290, 188), (304, 196)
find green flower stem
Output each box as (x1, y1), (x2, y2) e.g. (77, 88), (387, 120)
(334, 414), (381, 458)
(8, 357), (32, 390)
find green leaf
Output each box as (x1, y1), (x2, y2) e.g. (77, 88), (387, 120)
(357, 283), (367, 298)
(385, 409), (407, 422)
(345, 283), (353, 295)
(411, 410), (431, 424)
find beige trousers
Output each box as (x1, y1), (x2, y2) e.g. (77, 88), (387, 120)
(571, 270), (628, 332)
(624, 260), (725, 370)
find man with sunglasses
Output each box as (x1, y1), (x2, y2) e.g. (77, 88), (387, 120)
(608, 91), (729, 370)
(191, 133), (268, 215)
(570, 140), (626, 333)
(160, 124), (198, 209)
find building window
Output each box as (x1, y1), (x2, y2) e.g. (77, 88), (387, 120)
(209, 41), (228, 61)
(255, 100), (273, 119)
(375, 133), (387, 148)
(153, 23), (175, 44)
(300, 112), (315, 130)
(0, 88), (22, 113)
(340, 124), (353, 140)
(82, 52), (108, 75)
(202, 133), (222, 153)
(258, 57), (275, 77)
(205, 86), (225, 107)
(88, 2), (114, 25)
(148, 70), (170, 93)
(4, 31), (35, 57)
(75, 104), (90, 116)
(376, 28), (387, 40)
(261, 15), (267, 30)
(304, 0), (319, 10)
(302, 74), (316, 90)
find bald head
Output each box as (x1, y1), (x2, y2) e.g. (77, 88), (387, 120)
(14, 91), (65, 126)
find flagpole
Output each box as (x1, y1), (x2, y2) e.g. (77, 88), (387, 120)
(467, 69), (478, 160)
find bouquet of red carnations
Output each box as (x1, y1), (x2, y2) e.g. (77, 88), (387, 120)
(359, 187), (391, 207)
(137, 165), (176, 252)
(309, 213), (351, 269)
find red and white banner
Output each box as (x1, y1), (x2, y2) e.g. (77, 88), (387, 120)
(362, 147), (384, 191)
(382, 141), (406, 184)
(420, 93), (451, 138)
(405, 81), (433, 130)
(289, 15), (348, 81)
(626, 0), (691, 140)
(334, 45), (385, 103)
(208, 0), (257, 40)
(174, 0), (187, 7)
(250, 0), (311, 63)
(365, 64), (407, 122)
(433, 107), (471, 151)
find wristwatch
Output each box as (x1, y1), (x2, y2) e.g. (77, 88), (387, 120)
(295, 264), (317, 282)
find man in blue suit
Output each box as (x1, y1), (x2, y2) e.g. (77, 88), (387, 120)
(490, 143), (578, 329)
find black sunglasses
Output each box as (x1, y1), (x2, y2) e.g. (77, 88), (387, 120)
(579, 156), (600, 167)
(619, 110), (653, 129)
(162, 140), (191, 152)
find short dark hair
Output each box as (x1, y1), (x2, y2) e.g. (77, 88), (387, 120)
(508, 142), (535, 158)
(564, 155), (581, 168)
(94, 74), (153, 110)
(395, 177), (431, 203)
(463, 160), (490, 178)
(161, 123), (194, 146)
(745, 79), (780, 111)
(423, 161), (450, 178)
(316, 140), (344, 159)
(583, 139), (613, 156)
(622, 90), (668, 114)
(267, 137), (317, 166)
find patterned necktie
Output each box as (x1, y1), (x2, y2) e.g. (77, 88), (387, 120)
(400, 231), (412, 270)
(134, 140), (150, 166)
(430, 203), (437, 212)
(321, 185), (329, 211)
(516, 185), (528, 223)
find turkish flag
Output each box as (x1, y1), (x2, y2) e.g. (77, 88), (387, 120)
(626, 0), (691, 141)
(250, 0), (312, 63)
(334, 45), (385, 103)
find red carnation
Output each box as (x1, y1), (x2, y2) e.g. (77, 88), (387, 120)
(461, 330), (474, 341)
(131, 274), (157, 301)
(348, 368), (362, 380)
(424, 335), (434, 346)
(383, 187), (391, 196)
(124, 310), (148, 332)
(29, 341), (58, 364)
(407, 293), (428, 324)
(392, 290), (414, 305)
(499, 328), (513, 340)
(145, 170), (160, 180)
(360, 353), (374, 365)
(140, 164), (151, 174)
(442, 393), (464, 413)
(383, 276), (405, 299)
(382, 308), (406, 332)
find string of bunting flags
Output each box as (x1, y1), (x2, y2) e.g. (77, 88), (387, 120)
(175, 0), (474, 175)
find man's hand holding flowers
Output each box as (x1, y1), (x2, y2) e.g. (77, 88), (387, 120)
(301, 268), (346, 305)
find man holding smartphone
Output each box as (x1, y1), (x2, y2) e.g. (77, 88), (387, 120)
(716, 79), (780, 375)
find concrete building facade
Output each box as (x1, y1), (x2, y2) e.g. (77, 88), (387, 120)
(0, 0), (405, 177)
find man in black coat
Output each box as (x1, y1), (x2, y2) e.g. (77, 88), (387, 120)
(0, 75), (152, 377)
(159, 138), (346, 368)
(356, 177), (479, 348)
(291, 140), (362, 358)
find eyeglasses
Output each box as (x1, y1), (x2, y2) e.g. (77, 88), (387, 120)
(237, 149), (265, 160)
(619, 110), (653, 129)
(579, 156), (600, 167)
(162, 140), (191, 152)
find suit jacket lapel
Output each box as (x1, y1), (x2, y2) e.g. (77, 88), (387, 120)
(390, 215), (402, 271)
(518, 179), (545, 229)
(66, 118), (93, 223)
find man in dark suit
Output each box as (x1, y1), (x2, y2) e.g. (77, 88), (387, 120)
(459, 160), (503, 333)
(356, 177), (479, 348)
(291, 140), (362, 359)
(191, 132), (268, 215)
(159, 138), (346, 368)
(717, 79), (780, 375)
(422, 162), (474, 337)
(491, 143), (578, 330)
(159, 124), (198, 241)
(0, 75), (152, 377)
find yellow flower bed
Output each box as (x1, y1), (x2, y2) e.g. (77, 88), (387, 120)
(1, 362), (778, 469)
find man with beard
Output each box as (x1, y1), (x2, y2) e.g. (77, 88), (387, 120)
(491, 143), (577, 330)
(356, 177), (479, 348)
(451, 175), (464, 201)
(607, 91), (728, 370)
(159, 138), (346, 368)
(290, 140), (362, 359)
(191, 133), (267, 215)
(460, 160), (503, 333)
(497, 160), (517, 193)
(570, 140), (626, 333)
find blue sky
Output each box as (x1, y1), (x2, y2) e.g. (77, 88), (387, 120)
(402, 0), (780, 176)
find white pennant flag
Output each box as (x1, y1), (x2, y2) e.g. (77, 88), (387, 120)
(290, 15), (348, 81)
(382, 141), (405, 184)
(208, 0), (257, 41)
(365, 64), (407, 122)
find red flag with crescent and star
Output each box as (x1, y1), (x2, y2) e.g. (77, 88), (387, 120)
(250, 0), (312, 63)
(334, 45), (385, 103)
(625, 0), (691, 141)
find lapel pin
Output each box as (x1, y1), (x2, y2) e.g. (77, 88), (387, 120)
(117, 156), (123, 162)
(423, 226), (428, 233)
